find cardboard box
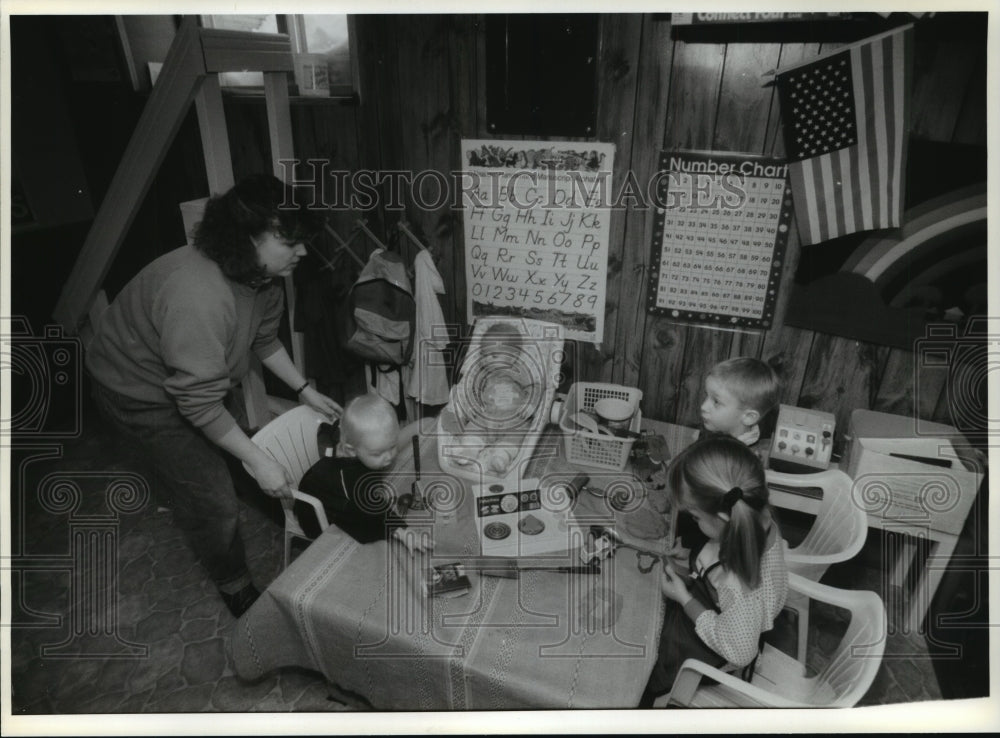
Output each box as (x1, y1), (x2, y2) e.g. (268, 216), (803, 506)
(842, 409), (984, 536)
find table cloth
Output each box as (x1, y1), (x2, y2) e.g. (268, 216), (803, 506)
(229, 424), (692, 709)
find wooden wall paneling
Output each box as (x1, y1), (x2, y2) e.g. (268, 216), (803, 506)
(474, 15), (489, 138)
(445, 15), (484, 331)
(614, 16), (674, 389)
(798, 334), (887, 451)
(915, 356), (950, 426)
(712, 42), (781, 154)
(871, 347), (944, 419)
(756, 43), (824, 407)
(573, 13), (644, 383)
(662, 41), (727, 149)
(391, 15), (460, 324)
(951, 46), (987, 146)
(637, 39), (726, 423)
(910, 38), (980, 143)
(352, 15), (394, 252)
(731, 42), (821, 363)
(930, 373), (963, 428)
(291, 104), (363, 246)
(758, 238), (814, 406)
(677, 43), (781, 425)
(673, 41), (782, 425)
(436, 14), (481, 329)
(726, 332), (767, 365)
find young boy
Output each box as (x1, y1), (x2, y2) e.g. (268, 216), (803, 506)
(298, 394), (426, 550)
(698, 357), (781, 449)
(672, 358), (781, 564)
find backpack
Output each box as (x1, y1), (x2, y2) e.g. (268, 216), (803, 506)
(344, 249), (416, 366)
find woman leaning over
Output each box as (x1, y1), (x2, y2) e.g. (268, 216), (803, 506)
(87, 173), (340, 616)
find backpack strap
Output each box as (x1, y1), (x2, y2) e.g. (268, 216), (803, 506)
(739, 633), (766, 682)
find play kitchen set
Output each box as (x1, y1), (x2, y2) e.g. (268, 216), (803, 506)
(433, 318), (653, 565)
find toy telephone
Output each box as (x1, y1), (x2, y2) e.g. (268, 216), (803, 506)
(767, 404), (835, 473)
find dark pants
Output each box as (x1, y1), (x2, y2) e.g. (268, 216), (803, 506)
(90, 380), (252, 594)
(641, 597), (727, 706)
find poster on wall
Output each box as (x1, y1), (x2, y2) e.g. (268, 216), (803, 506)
(646, 150), (793, 330)
(461, 139), (615, 343)
(671, 12), (858, 25)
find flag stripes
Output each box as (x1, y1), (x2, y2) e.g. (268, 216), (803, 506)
(779, 26), (912, 245)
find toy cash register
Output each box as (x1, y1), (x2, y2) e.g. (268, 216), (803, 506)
(767, 404), (835, 473)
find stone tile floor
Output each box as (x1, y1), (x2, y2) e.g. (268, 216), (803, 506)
(7, 408), (947, 715)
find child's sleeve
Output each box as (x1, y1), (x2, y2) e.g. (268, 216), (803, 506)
(692, 587), (766, 667)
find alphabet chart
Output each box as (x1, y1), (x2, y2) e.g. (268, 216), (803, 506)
(646, 150), (793, 330)
(461, 139), (616, 343)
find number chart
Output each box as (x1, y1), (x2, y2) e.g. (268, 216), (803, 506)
(647, 151), (793, 330)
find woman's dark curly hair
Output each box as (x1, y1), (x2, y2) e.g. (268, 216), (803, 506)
(193, 174), (327, 284)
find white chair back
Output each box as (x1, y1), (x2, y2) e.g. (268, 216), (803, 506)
(767, 467), (869, 664)
(247, 405), (327, 485)
(780, 574), (887, 707)
(661, 572), (887, 708)
(244, 405), (330, 567)
(767, 468), (868, 579)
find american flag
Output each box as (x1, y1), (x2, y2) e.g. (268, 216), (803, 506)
(776, 25), (913, 246)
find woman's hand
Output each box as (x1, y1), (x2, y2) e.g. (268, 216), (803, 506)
(300, 386), (342, 421)
(250, 455), (294, 500)
(660, 561), (691, 604)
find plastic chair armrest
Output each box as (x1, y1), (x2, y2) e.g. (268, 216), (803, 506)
(292, 489), (330, 532)
(784, 548), (859, 567)
(666, 658), (806, 708)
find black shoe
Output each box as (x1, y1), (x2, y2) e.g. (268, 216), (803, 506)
(221, 583), (261, 618)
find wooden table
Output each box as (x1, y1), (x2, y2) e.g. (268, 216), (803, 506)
(229, 426), (669, 709)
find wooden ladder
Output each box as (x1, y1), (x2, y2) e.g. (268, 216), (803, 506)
(53, 16), (307, 429)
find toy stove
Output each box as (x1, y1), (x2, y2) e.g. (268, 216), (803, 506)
(432, 317), (586, 562)
(768, 404), (836, 472)
(472, 477), (583, 561)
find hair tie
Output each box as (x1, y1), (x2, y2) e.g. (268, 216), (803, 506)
(722, 486), (743, 511)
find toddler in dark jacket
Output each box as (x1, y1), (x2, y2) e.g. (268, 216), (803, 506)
(299, 394), (425, 551)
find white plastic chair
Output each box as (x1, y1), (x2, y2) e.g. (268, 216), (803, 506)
(767, 468), (868, 664)
(244, 405), (331, 568)
(657, 572), (886, 708)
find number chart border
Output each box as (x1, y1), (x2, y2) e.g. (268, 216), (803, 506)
(646, 150), (793, 330)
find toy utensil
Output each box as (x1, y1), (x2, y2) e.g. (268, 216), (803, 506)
(410, 435), (426, 510)
(569, 412), (613, 436)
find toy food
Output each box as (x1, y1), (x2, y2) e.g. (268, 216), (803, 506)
(478, 445), (513, 474)
(442, 434), (486, 465)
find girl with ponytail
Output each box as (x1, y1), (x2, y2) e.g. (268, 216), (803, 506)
(641, 435), (788, 705)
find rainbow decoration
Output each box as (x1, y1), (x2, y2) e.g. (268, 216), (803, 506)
(785, 183), (986, 349)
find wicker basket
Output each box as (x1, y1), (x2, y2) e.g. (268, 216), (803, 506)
(558, 383), (643, 471)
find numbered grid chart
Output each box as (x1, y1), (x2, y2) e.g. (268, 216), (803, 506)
(655, 177), (784, 318)
(647, 152), (793, 330)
